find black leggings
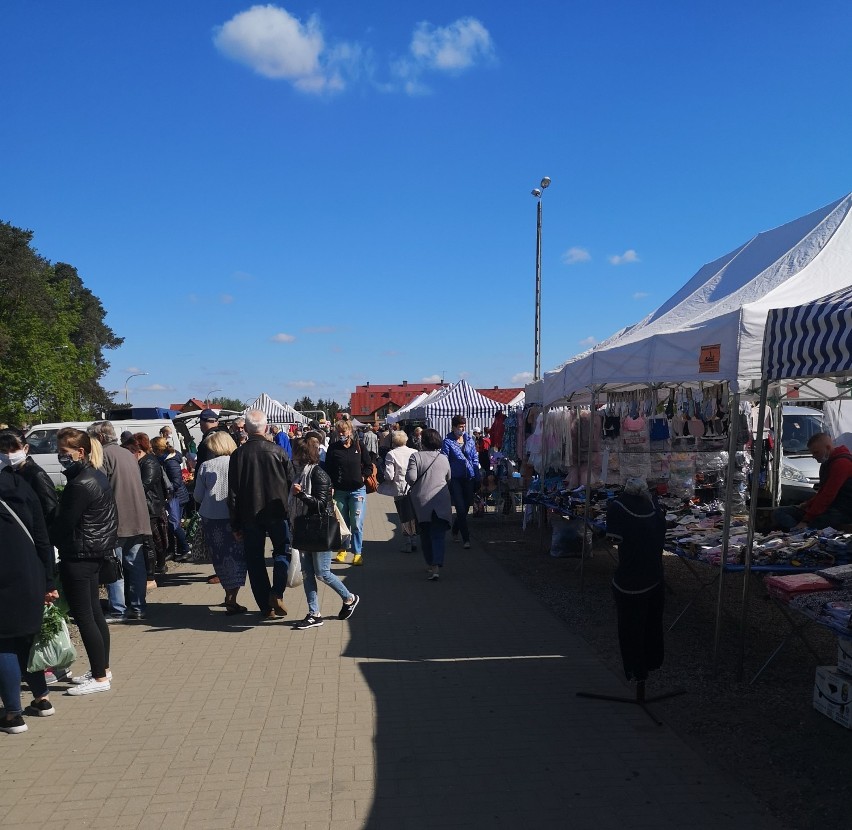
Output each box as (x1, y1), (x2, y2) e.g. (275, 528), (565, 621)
(59, 559), (110, 677)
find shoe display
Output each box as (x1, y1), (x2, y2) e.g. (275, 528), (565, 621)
(25, 699), (55, 717)
(338, 594), (360, 620)
(295, 614), (324, 629)
(352, 554), (363, 566)
(66, 678), (111, 696)
(334, 551), (347, 563)
(0, 715), (27, 734)
(71, 669), (112, 684)
(269, 593), (288, 617)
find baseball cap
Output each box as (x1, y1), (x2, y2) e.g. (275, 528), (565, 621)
(199, 408), (219, 422)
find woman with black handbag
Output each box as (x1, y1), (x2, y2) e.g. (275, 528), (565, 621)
(291, 436), (360, 630)
(49, 428), (117, 696)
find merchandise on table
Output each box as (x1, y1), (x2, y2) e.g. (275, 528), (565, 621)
(813, 665), (852, 729)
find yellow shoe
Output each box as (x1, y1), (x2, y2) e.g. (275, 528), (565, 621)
(352, 554), (363, 566)
(335, 551), (347, 563)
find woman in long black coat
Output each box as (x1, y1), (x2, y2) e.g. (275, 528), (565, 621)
(0, 472), (58, 734)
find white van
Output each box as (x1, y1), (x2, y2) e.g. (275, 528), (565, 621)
(25, 419), (177, 486)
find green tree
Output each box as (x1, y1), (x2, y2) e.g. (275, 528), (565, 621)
(209, 396), (245, 412)
(294, 396), (315, 412)
(0, 221), (123, 425)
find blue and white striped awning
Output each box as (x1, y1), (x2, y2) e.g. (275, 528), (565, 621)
(245, 393), (309, 424)
(409, 379), (501, 437)
(763, 286), (852, 380)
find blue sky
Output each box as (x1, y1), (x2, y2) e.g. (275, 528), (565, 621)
(2, 1), (851, 409)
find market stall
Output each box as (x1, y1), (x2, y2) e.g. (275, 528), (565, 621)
(245, 392), (309, 425)
(408, 379), (503, 438)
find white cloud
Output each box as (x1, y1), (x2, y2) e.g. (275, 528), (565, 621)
(140, 383), (174, 392)
(220, 293), (235, 304)
(608, 249), (640, 265)
(286, 380), (316, 388)
(421, 374), (442, 383)
(271, 333), (296, 343)
(633, 291), (649, 300)
(392, 17), (495, 95)
(511, 371), (534, 384)
(125, 366), (144, 374)
(213, 4), (359, 94)
(562, 247), (591, 265)
(579, 336), (597, 348)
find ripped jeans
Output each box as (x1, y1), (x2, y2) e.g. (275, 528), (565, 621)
(334, 487), (366, 554)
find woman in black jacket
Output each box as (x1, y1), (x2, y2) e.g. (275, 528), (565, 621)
(0, 473), (58, 734)
(50, 428), (117, 696)
(0, 427), (59, 526)
(291, 435), (360, 630)
(151, 436), (190, 559)
(127, 433), (169, 576)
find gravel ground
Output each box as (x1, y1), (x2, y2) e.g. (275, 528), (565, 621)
(474, 510), (851, 830)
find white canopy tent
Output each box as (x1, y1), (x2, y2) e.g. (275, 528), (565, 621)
(245, 393), (309, 425)
(532, 192), (852, 406)
(385, 392), (429, 424)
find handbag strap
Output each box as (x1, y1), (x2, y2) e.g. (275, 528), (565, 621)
(0, 496), (34, 545)
(412, 453), (440, 488)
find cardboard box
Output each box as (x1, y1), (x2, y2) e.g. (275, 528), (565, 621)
(813, 666), (852, 729)
(838, 638), (852, 678)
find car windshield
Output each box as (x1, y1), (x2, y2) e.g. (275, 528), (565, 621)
(782, 413), (824, 455)
(25, 428), (59, 454)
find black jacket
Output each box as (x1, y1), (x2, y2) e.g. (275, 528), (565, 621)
(139, 453), (168, 517)
(196, 424), (232, 470)
(228, 435), (296, 531)
(323, 439), (373, 492)
(50, 462), (118, 559)
(296, 464), (333, 515)
(15, 456), (59, 526)
(0, 472), (55, 638)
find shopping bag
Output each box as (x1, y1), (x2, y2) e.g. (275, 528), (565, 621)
(27, 606), (77, 672)
(333, 502), (352, 548)
(286, 549), (304, 588)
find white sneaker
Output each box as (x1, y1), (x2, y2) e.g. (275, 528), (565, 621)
(71, 669), (112, 684)
(66, 678), (111, 696)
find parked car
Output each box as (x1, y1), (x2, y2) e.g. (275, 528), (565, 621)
(779, 404), (824, 503)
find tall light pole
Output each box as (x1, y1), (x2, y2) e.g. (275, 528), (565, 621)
(206, 389), (222, 406)
(124, 372), (149, 405)
(531, 176), (551, 382)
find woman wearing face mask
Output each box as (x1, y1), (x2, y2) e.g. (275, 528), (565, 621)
(324, 420), (372, 565)
(151, 436), (190, 560)
(0, 428), (59, 526)
(49, 428), (117, 696)
(441, 414), (481, 549)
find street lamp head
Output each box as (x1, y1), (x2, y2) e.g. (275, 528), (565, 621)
(540, 176), (551, 189)
(531, 188), (542, 198)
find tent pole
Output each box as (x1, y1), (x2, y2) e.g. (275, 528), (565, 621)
(770, 397), (783, 505)
(712, 391), (740, 668)
(737, 379), (769, 680)
(580, 388), (598, 593)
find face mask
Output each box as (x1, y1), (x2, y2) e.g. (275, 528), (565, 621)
(454, 427), (465, 436)
(58, 454), (75, 469)
(3, 449), (27, 467)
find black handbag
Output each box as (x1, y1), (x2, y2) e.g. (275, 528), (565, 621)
(293, 506), (342, 552)
(98, 551), (124, 585)
(394, 493), (417, 525)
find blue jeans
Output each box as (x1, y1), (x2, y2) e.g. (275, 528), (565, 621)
(334, 487), (366, 554)
(0, 635), (48, 717)
(302, 550), (354, 616)
(419, 517), (450, 567)
(167, 498), (188, 554)
(242, 518), (291, 614)
(118, 536), (147, 614)
(448, 478), (475, 542)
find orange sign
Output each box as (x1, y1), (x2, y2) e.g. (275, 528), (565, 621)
(700, 344), (720, 373)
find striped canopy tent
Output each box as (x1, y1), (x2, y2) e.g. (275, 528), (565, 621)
(245, 393), (309, 424)
(762, 285), (852, 381)
(409, 379), (502, 438)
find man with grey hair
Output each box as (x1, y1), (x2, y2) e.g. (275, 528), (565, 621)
(228, 409), (296, 620)
(88, 421), (151, 622)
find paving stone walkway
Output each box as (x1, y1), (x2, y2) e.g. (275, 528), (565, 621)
(1, 493), (781, 829)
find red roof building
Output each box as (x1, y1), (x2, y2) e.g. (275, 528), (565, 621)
(349, 381), (446, 421)
(478, 387), (524, 406)
(169, 398), (207, 412)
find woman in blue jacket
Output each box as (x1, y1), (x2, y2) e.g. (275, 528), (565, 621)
(441, 414), (480, 548)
